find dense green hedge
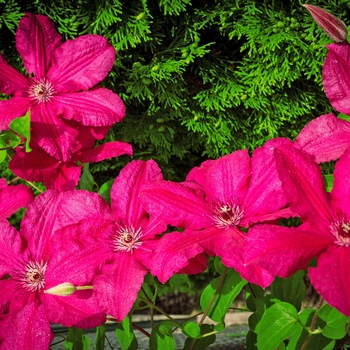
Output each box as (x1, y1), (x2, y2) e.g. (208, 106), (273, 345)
(1, 0), (346, 181)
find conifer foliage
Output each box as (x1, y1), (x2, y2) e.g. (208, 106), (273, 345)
(0, 0), (345, 180)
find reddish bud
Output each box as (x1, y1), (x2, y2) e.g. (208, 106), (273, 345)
(303, 4), (348, 43)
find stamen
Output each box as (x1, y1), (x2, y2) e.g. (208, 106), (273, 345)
(17, 260), (48, 292)
(28, 78), (55, 103)
(113, 226), (143, 253)
(331, 219), (350, 247)
(211, 201), (243, 229)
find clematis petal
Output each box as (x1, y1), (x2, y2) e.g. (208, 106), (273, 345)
(16, 13), (62, 78)
(75, 141), (132, 163)
(296, 114), (350, 163)
(141, 180), (209, 230)
(244, 223), (333, 278)
(186, 159), (216, 185)
(323, 43), (350, 115)
(0, 96), (32, 131)
(0, 302), (52, 350)
(31, 103), (79, 161)
(44, 163), (82, 192)
(202, 150), (250, 205)
(0, 54), (28, 95)
(274, 145), (333, 225)
(48, 35), (115, 92)
(111, 160), (162, 227)
(94, 254), (148, 321)
(177, 252), (208, 275)
(51, 87), (126, 126)
(331, 149), (350, 216)
(309, 246), (350, 317)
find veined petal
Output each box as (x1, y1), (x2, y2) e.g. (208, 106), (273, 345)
(0, 303), (52, 350)
(0, 54), (28, 95)
(323, 43), (350, 115)
(44, 163), (82, 192)
(94, 255), (148, 321)
(296, 114), (350, 163)
(274, 145), (333, 225)
(16, 13), (62, 78)
(111, 160), (162, 226)
(141, 180), (210, 230)
(331, 149), (350, 216)
(186, 159), (216, 185)
(244, 223), (333, 278)
(202, 150), (250, 204)
(75, 141), (132, 163)
(51, 87), (126, 126)
(0, 97), (32, 131)
(309, 246), (350, 317)
(31, 103), (79, 161)
(48, 35), (115, 92)
(178, 252), (208, 275)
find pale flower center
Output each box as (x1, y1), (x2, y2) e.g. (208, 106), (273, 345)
(28, 78), (55, 103)
(113, 226), (143, 253)
(211, 201), (243, 228)
(18, 260), (48, 292)
(331, 219), (350, 247)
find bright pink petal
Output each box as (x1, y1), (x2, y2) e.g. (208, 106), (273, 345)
(274, 145), (333, 226)
(177, 252), (208, 275)
(296, 114), (350, 163)
(0, 54), (28, 95)
(94, 254), (148, 321)
(0, 303), (52, 350)
(331, 149), (350, 216)
(111, 160), (162, 226)
(51, 87), (126, 126)
(0, 97), (32, 131)
(16, 13), (62, 78)
(141, 180), (209, 230)
(31, 103), (79, 161)
(76, 125), (110, 151)
(242, 138), (292, 225)
(44, 163), (82, 191)
(203, 150), (250, 205)
(48, 35), (115, 92)
(244, 223), (333, 278)
(323, 43), (350, 115)
(309, 246), (350, 316)
(150, 229), (210, 283)
(75, 141), (132, 163)
(186, 159), (216, 185)
(0, 183), (33, 219)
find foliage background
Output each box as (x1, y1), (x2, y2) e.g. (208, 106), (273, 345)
(0, 0), (345, 183)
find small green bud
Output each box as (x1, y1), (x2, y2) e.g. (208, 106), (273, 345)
(44, 282), (76, 296)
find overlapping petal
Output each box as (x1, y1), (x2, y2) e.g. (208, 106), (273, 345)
(0, 97), (32, 131)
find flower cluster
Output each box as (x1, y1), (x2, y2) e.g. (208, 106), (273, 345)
(0, 6), (350, 348)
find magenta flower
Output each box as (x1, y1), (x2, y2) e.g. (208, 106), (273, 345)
(0, 13), (125, 161)
(244, 145), (350, 316)
(9, 125), (132, 191)
(0, 190), (110, 348)
(141, 139), (293, 287)
(0, 178), (33, 219)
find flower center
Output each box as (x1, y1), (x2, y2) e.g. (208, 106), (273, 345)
(18, 260), (47, 293)
(331, 220), (350, 247)
(211, 201), (243, 228)
(113, 226), (143, 253)
(28, 79), (55, 103)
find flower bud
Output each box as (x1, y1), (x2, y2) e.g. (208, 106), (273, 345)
(303, 4), (348, 43)
(44, 282), (76, 296)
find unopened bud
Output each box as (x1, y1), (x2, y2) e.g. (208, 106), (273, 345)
(303, 4), (348, 43)
(44, 282), (76, 296)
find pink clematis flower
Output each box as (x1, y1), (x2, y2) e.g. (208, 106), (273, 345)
(9, 125), (132, 191)
(0, 178), (33, 219)
(244, 145), (350, 316)
(141, 139), (293, 287)
(55, 160), (169, 321)
(0, 190), (110, 349)
(0, 13), (125, 161)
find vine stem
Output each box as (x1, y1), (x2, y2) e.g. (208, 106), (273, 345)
(300, 297), (323, 350)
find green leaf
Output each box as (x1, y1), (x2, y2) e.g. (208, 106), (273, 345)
(338, 113), (350, 122)
(116, 314), (138, 350)
(246, 329), (258, 350)
(183, 324), (216, 350)
(256, 302), (299, 349)
(246, 284), (265, 311)
(0, 130), (21, 148)
(248, 298), (265, 331)
(99, 179), (114, 203)
(0, 150), (6, 163)
(270, 270), (306, 311)
(200, 269), (247, 323)
(64, 327), (90, 350)
(323, 174), (334, 192)
(94, 325), (105, 350)
(183, 322), (201, 338)
(168, 274), (192, 292)
(9, 110), (31, 152)
(213, 256), (224, 274)
(78, 164), (95, 191)
(149, 320), (176, 350)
